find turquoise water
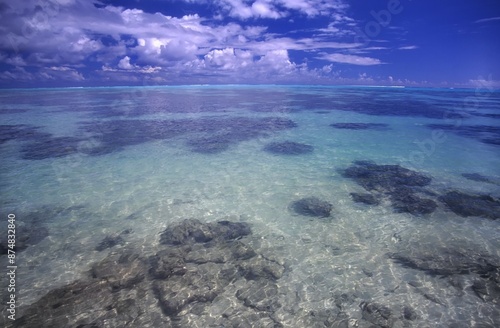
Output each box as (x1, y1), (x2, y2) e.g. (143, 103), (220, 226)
(1, 86), (500, 327)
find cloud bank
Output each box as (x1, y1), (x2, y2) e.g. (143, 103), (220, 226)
(0, 0), (442, 86)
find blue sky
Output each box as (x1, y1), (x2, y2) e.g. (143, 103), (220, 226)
(0, 0), (499, 87)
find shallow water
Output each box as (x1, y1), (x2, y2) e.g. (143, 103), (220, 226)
(1, 85), (500, 327)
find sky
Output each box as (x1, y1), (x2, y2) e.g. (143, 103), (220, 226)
(0, 0), (499, 88)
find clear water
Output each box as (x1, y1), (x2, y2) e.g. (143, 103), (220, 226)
(1, 85), (500, 327)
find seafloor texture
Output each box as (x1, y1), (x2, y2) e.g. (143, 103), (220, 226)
(1, 85), (500, 327)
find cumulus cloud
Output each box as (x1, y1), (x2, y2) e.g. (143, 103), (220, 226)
(181, 0), (347, 19)
(103, 56), (162, 74)
(468, 77), (500, 89)
(224, 0), (283, 19)
(203, 48), (254, 69)
(0, 0), (385, 85)
(118, 56), (134, 70)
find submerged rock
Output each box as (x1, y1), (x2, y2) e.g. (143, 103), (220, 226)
(342, 161), (432, 192)
(95, 235), (124, 252)
(341, 161), (436, 216)
(0, 205), (92, 255)
(263, 141), (314, 155)
(238, 255), (285, 281)
(439, 191), (500, 219)
(462, 173), (496, 184)
(21, 136), (81, 160)
(152, 262), (225, 317)
(402, 306), (418, 321)
(427, 124), (500, 147)
(148, 248), (187, 279)
(389, 248), (500, 278)
(390, 187), (437, 215)
(360, 302), (394, 328)
(90, 251), (147, 290)
(290, 197), (333, 217)
(153, 219), (283, 318)
(236, 279), (280, 312)
(350, 192), (380, 205)
(390, 243), (500, 307)
(18, 116), (298, 160)
(471, 279), (500, 303)
(14, 250), (154, 328)
(187, 135), (231, 154)
(15, 225), (49, 252)
(14, 218), (286, 327)
(95, 229), (132, 252)
(0, 124), (51, 144)
(159, 219), (251, 245)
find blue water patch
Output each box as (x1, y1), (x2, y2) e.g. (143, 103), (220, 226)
(263, 141), (314, 155)
(427, 124), (500, 146)
(330, 123), (390, 130)
(0, 125), (51, 144)
(1, 86), (500, 328)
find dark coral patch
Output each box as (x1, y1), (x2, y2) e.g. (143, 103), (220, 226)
(390, 243), (500, 304)
(263, 141), (314, 155)
(427, 124), (500, 146)
(330, 123), (389, 130)
(471, 112), (500, 119)
(439, 191), (500, 220)
(0, 205), (85, 255)
(17, 116), (298, 160)
(159, 219), (251, 246)
(290, 197), (333, 217)
(341, 161), (436, 215)
(350, 193), (380, 205)
(0, 124), (51, 145)
(389, 246), (500, 278)
(21, 136), (82, 160)
(462, 173), (500, 185)
(342, 161), (432, 192)
(14, 218), (287, 327)
(95, 229), (132, 252)
(0, 108), (30, 115)
(390, 187), (437, 215)
(187, 135), (231, 154)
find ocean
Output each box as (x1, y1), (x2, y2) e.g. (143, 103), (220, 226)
(1, 85), (500, 327)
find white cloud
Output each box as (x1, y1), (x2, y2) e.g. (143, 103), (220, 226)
(0, 66), (85, 82)
(318, 53), (383, 66)
(474, 16), (500, 24)
(160, 40), (198, 61)
(49, 66), (72, 71)
(190, 0), (348, 19)
(250, 1), (282, 19)
(399, 45), (418, 50)
(204, 48), (248, 69)
(103, 60), (162, 74)
(0, 0), (389, 85)
(256, 49), (295, 75)
(357, 72), (374, 83)
(468, 77), (500, 89)
(5, 55), (26, 66)
(118, 56), (134, 70)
